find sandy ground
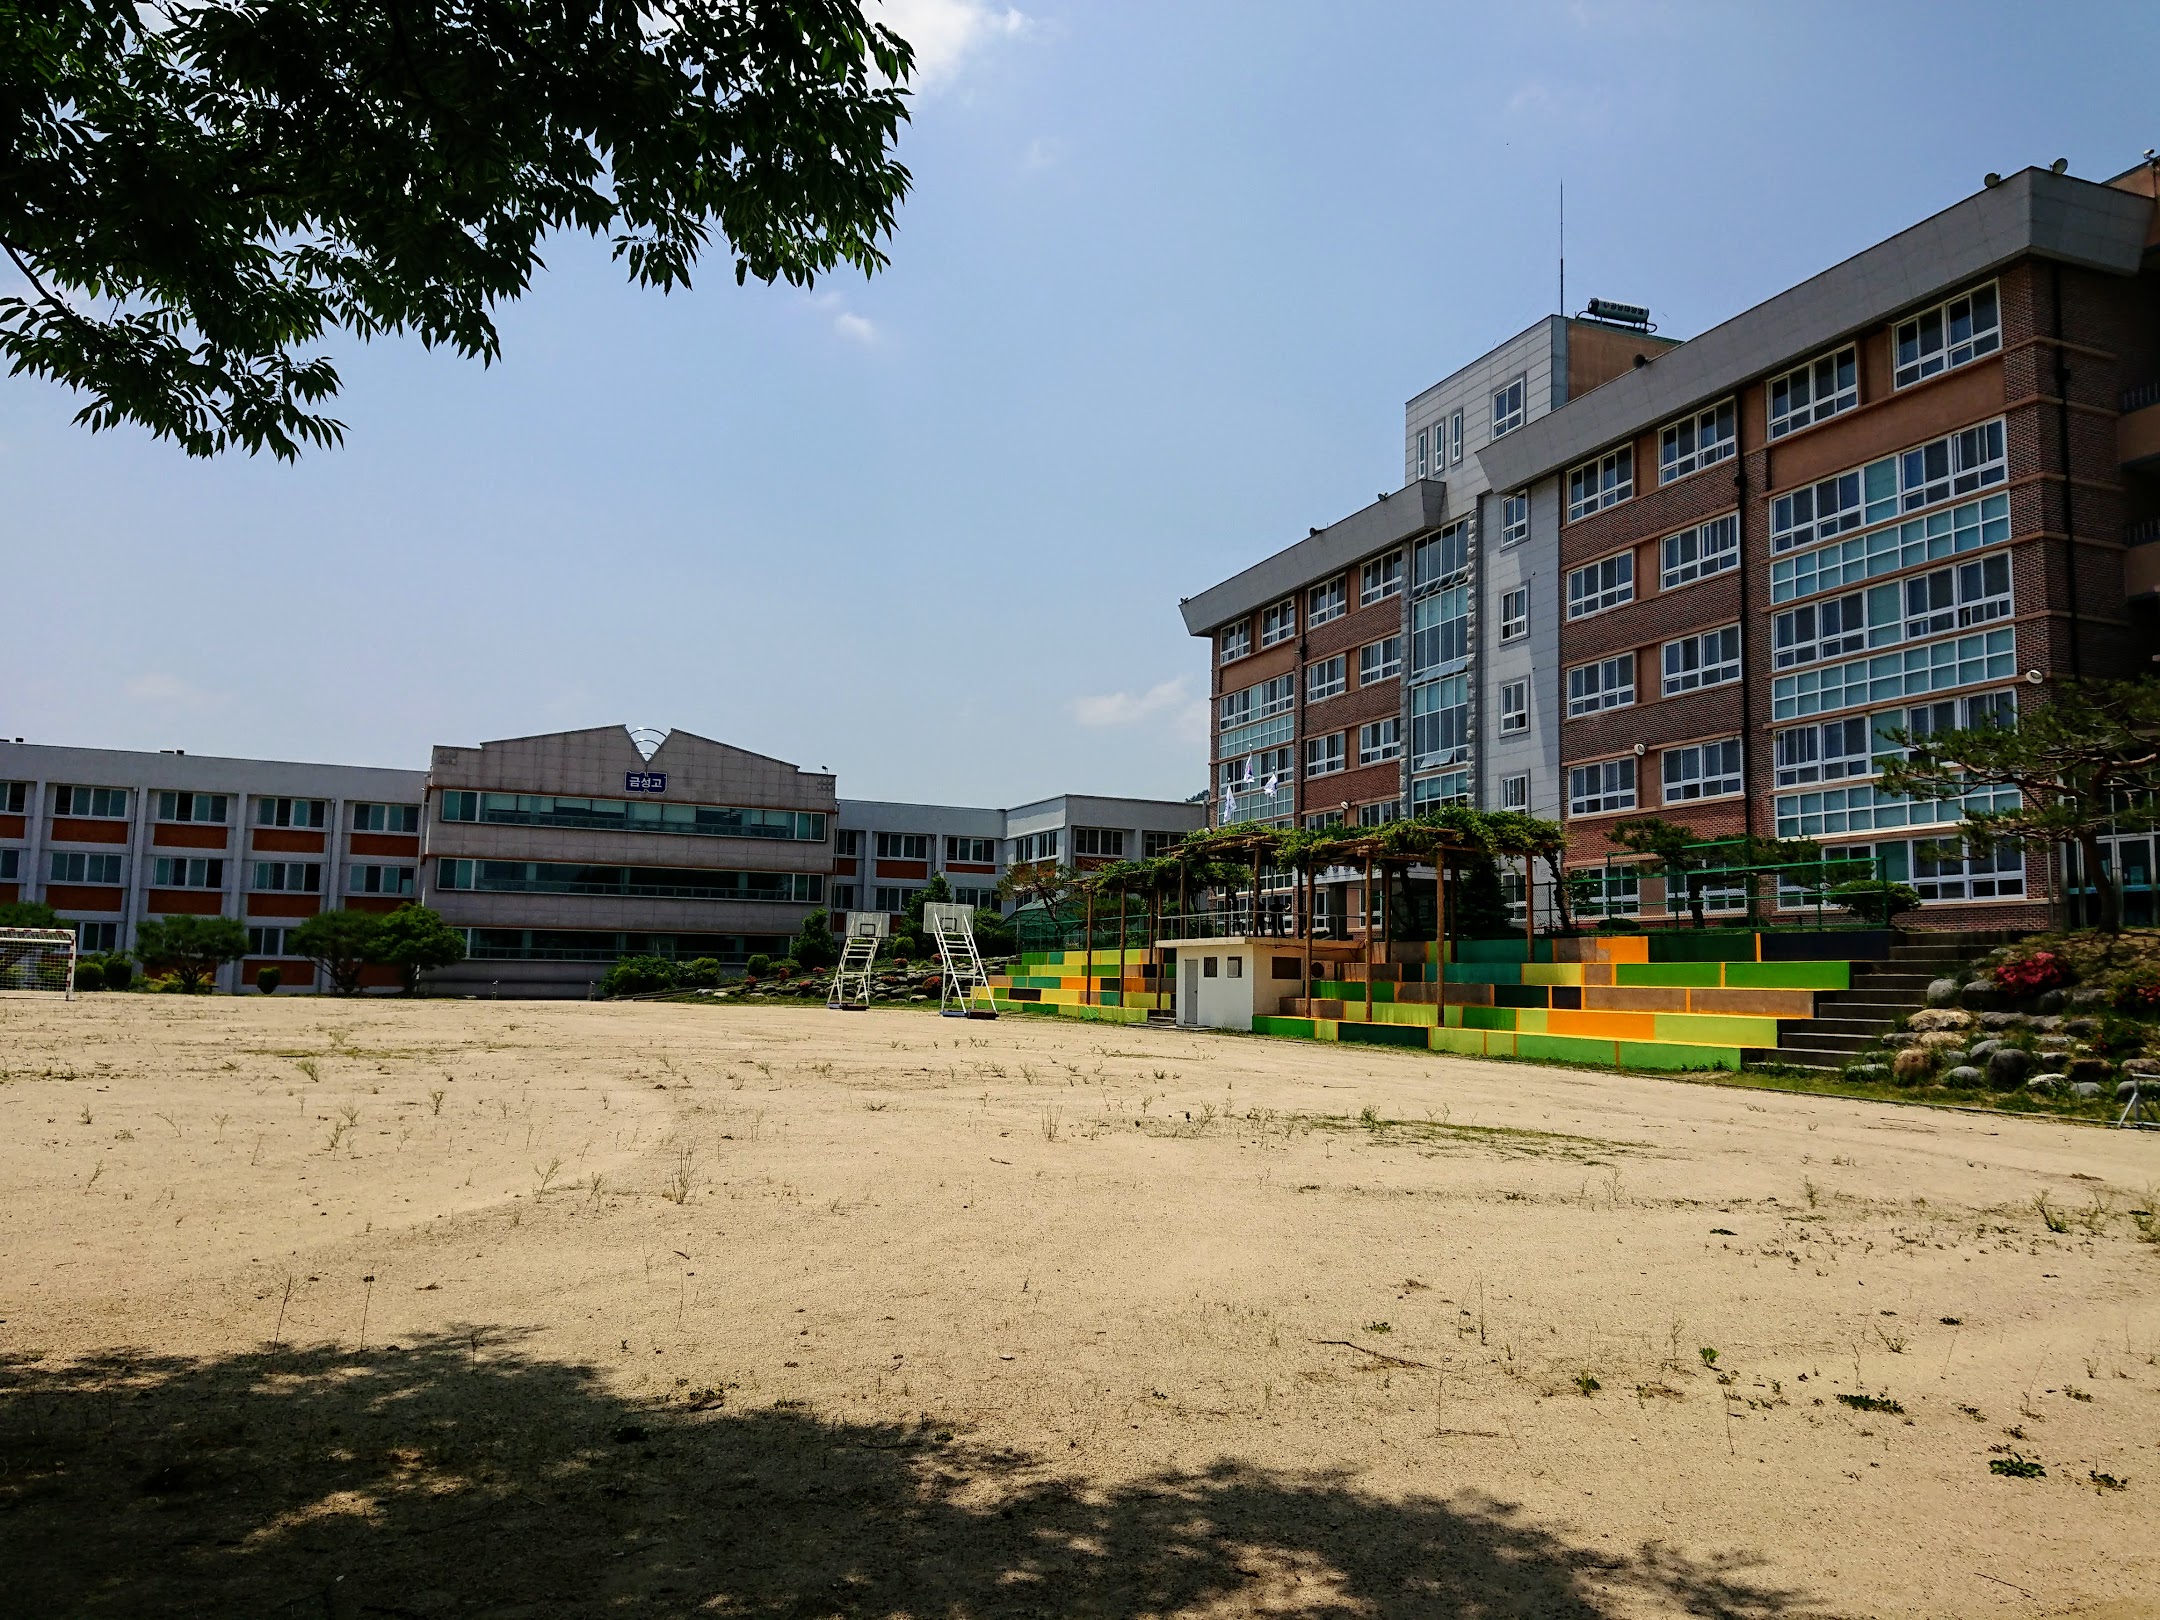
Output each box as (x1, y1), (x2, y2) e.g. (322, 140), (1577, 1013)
(2, 995), (2157, 1620)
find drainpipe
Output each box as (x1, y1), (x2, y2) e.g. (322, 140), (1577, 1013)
(2053, 263), (2083, 679)
(1734, 450), (1759, 847)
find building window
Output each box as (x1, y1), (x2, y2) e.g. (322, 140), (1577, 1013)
(1662, 626), (1742, 695)
(1900, 420), (2006, 512)
(1774, 717), (1874, 787)
(834, 829), (861, 857)
(1416, 427), (1431, 480)
(1072, 827), (1127, 858)
(1357, 719), (1402, 765)
(1259, 674), (1295, 717)
(1500, 492), (1529, 548)
(873, 886), (914, 913)
(1663, 739), (1743, 802)
(1409, 585), (1471, 678)
(1659, 399), (1736, 484)
(1500, 773), (1530, 810)
(1410, 674), (1470, 770)
(945, 836), (996, 864)
(1565, 552), (1633, 619)
(156, 792), (228, 824)
(875, 832), (930, 860)
(1499, 587), (1528, 642)
(1566, 654), (1635, 717)
(1217, 621), (1252, 664)
(352, 803), (420, 833)
(1409, 771), (1471, 811)
(348, 864), (415, 896)
(1491, 375), (1526, 439)
(1358, 800), (1402, 827)
(1568, 759), (1637, 816)
(1771, 492), (2010, 605)
(1360, 551), (1403, 606)
(1659, 514), (1739, 589)
(1413, 522), (1471, 595)
(950, 886), (996, 909)
(1906, 554), (2013, 638)
(1358, 637), (1403, 685)
(150, 856), (224, 888)
(1895, 283), (2000, 389)
(1769, 345), (1858, 438)
(1011, 830), (1061, 864)
(1261, 598), (1297, 647)
(1305, 733), (1346, 777)
(1773, 593), (1870, 670)
(1308, 576), (1346, 626)
(1, 781), (25, 814)
(257, 797), (326, 829)
(1307, 655), (1346, 702)
(250, 860), (316, 892)
(1499, 680), (1529, 734)
(76, 921), (119, 952)
(1566, 447), (1633, 521)
(1770, 469), (1865, 553)
(0, 849), (15, 881)
(50, 851), (124, 884)
(57, 786), (128, 818)
(1143, 831), (1179, 858)
(246, 926), (289, 957)
(1304, 810), (1345, 829)
(830, 883), (859, 911)
(1450, 408), (1465, 464)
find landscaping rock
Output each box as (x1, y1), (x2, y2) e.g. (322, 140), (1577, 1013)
(1958, 981), (2000, 1011)
(1846, 1063), (1890, 1083)
(1986, 1046), (2033, 1090)
(2068, 987), (2112, 1010)
(1979, 1011), (2029, 1031)
(1908, 1008), (1973, 1033)
(1966, 1037), (2003, 1063)
(2067, 1057), (2112, 1087)
(1941, 1066), (1985, 1089)
(2036, 1035), (2074, 1054)
(2032, 1015), (2065, 1033)
(1916, 1031), (1966, 1051)
(2062, 1017), (2102, 1037)
(2035, 988), (2067, 1014)
(2123, 1057), (2160, 1078)
(2025, 1074), (2064, 1096)
(1925, 977), (1961, 1007)
(1892, 1047), (1936, 1083)
(2070, 1081), (2103, 1101)
(1882, 1031), (1919, 1048)
(2120, 1080), (2146, 1101)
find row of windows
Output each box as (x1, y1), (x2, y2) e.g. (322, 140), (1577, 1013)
(1770, 492), (2010, 604)
(1563, 625), (1744, 718)
(28, 789), (418, 832)
(1772, 420), (2005, 553)
(464, 930), (786, 964)
(36, 852), (412, 895)
(436, 860), (819, 903)
(1410, 675), (1469, 772)
(1773, 690), (2015, 788)
(1217, 549), (1412, 666)
(1565, 740), (1743, 817)
(833, 832), (1001, 864)
(1556, 285), (2001, 528)
(1573, 836), (2023, 916)
(439, 791), (826, 843)
(1772, 555), (2012, 671)
(1413, 408), (1465, 479)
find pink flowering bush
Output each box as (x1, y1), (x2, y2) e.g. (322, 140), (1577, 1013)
(1993, 950), (2070, 995)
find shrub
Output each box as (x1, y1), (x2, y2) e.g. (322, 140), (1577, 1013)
(1994, 949), (2071, 995)
(135, 914), (249, 992)
(370, 903), (466, 993)
(773, 960), (795, 980)
(888, 936), (914, 961)
(677, 957), (723, 989)
(1830, 879), (1922, 927)
(598, 955), (676, 997)
(789, 909), (839, 971)
(289, 910), (380, 995)
(971, 907), (1016, 957)
(72, 954), (105, 991)
(255, 965), (282, 994)
(2117, 980), (2160, 1013)
(743, 953), (772, 978)
(100, 955), (133, 991)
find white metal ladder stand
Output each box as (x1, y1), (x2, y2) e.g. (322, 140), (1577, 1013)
(923, 901), (997, 1019)
(828, 911), (888, 1011)
(2120, 1074), (2160, 1130)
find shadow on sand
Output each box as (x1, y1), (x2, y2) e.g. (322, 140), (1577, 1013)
(1, 1331), (1808, 1617)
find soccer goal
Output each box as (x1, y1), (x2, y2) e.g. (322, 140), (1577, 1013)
(0, 928), (80, 999)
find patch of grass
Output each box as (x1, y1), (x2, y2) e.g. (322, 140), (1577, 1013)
(1990, 1453), (2045, 1479)
(2034, 1192), (2071, 1234)
(2088, 1469), (2128, 1492)
(1837, 1392), (1905, 1414)
(1697, 1346), (1719, 1368)
(1363, 1321), (1392, 1335)
(1574, 1371), (1601, 1396)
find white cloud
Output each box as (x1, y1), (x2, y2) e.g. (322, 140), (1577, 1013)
(871, 0), (1028, 93)
(833, 311), (880, 345)
(1020, 136), (1059, 172)
(123, 672), (217, 707)
(1071, 677), (1193, 730)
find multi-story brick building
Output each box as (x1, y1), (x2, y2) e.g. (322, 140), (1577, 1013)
(1477, 163), (2160, 930)
(1178, 317), (1670, 844)
(0, 739), (426, 992)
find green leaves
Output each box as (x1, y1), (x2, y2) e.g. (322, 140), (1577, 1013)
(2, 1), (916, 456)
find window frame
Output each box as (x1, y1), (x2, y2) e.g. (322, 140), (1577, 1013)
(1661, 739), (1744, 804)
(1657, 398), (1736, 484)
(944, 836), (997, 864)
(155, 791), (229, 825)
(1357, 636), (1403, 686)
(874, 832), (931, 861)
(151, 855), (225, 889)
(1499, 679), (1529, 734)
(256, 796), (327, 830)
(1491, 375), (1526, 439)
(1893, 282), (2001, 390)
(1307, 576), (1346, 626)
(1217, 620), (1253, 665)
(1565, 653), (1636, 718)
(1566, 446), (1634, 521)
(1260, 598), (1297, 648)
(1357, 718), (1403, 766)
(1565, 551), (1634, 620)
(1359, 551), (1404, 607)
(1660, 625), (1742, 696)
(1306, 655), (1346, 702)
(1303, 732), (1346, 778)
(57, 785), (129, 819)
(1567, 758), (1638, 817)
(1499, 586), (1528, 643)
(1768, 345), (1858, 439)
(250, 859), (319, 893)
(1499, 491), (1529, 548)
(1658, 513), (1739, 590)
(50, 850), (125, 884)
(1500, 773), (1530, 811)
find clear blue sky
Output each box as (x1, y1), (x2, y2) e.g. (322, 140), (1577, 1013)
(4, 1), (2154, 805)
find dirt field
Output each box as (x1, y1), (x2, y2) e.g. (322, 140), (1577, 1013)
(2, 994), (2157, 1619)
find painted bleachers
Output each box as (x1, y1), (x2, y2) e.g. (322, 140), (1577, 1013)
(988, 946), (1168, 1025)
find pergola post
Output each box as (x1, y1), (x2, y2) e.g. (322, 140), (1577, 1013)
(1435, 844), (1448, 1012)
(1302, 862), (1314, 1008)
(1116, 878), (1127, 1011)
(1522, 852), (1536, 961)
(1363, 852), (1376, 1024)
(1082, 884), (1095, 1007)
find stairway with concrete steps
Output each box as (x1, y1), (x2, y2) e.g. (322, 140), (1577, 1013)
(1747, 932), (2013, 1072)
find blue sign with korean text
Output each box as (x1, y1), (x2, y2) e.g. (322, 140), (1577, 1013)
(625, 771), (667, 794)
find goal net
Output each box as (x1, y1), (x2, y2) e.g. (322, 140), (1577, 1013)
(0, 928), (79, 998)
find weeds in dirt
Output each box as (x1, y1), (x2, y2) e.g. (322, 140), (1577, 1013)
(1837, 1392), (1904, 1414)
(1698, 1346), (1719, 1368)
(1990, 1453), (2045, 1478)
(534, 1157), (563, 1196)
(1040, 1107), (1063, 1142)
(662, 1144), (697, 1205)
(296, 1058), (320, 1084)
(429, 1088), (446, 1116)
(1575, 1372), (1602, 1396)
(2034, 1192), (2071, 1234)
(2088, 1470), (2128, 1492)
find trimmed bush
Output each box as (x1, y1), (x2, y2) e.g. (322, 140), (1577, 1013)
(743, 953), (772, 978)
(677, 957), (723, 989)
(598, 955), (676, 997)
(1830, 879), (1921, 927)
(100, 955), (133, 991)
(255, 965), (282, 994)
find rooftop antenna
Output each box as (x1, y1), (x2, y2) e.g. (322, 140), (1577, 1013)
(1558, 179), (1565, 317)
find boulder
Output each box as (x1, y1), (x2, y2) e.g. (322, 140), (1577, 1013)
(2120, 1080), (2146, 1102)
(2070, 1081), (2103, 1101)
(1925, 977), (1962, 1008)
(2063, 1017), (2102, 1037)
(2067, 1057), (2113, 1087)
(2035, 988), (2068, 1014)
(1882, 1031), (1920, 1049)
(2031, 1015), (2065, 1034)
(1941, 1065), (1986, 1090)
(2025, 1074), (2064, 1096)
(1917, 1031), (1966, 1051)
(2122, 1057), (2160, 1078)
(1966, 1037), (2003, 1063)
(2036, 1035), (2074, 1054)
(1980, 1011), (2029, 1031)
(1959, 981), (2000, 1011)
(1986, 1046), (2033, 1091)
(1893, 1047), (1936, 1083)
(1845, 1063), (1890, 1083)
(1908, 1008), (1974, 1033)
(2068, 987), (2112, 1010)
